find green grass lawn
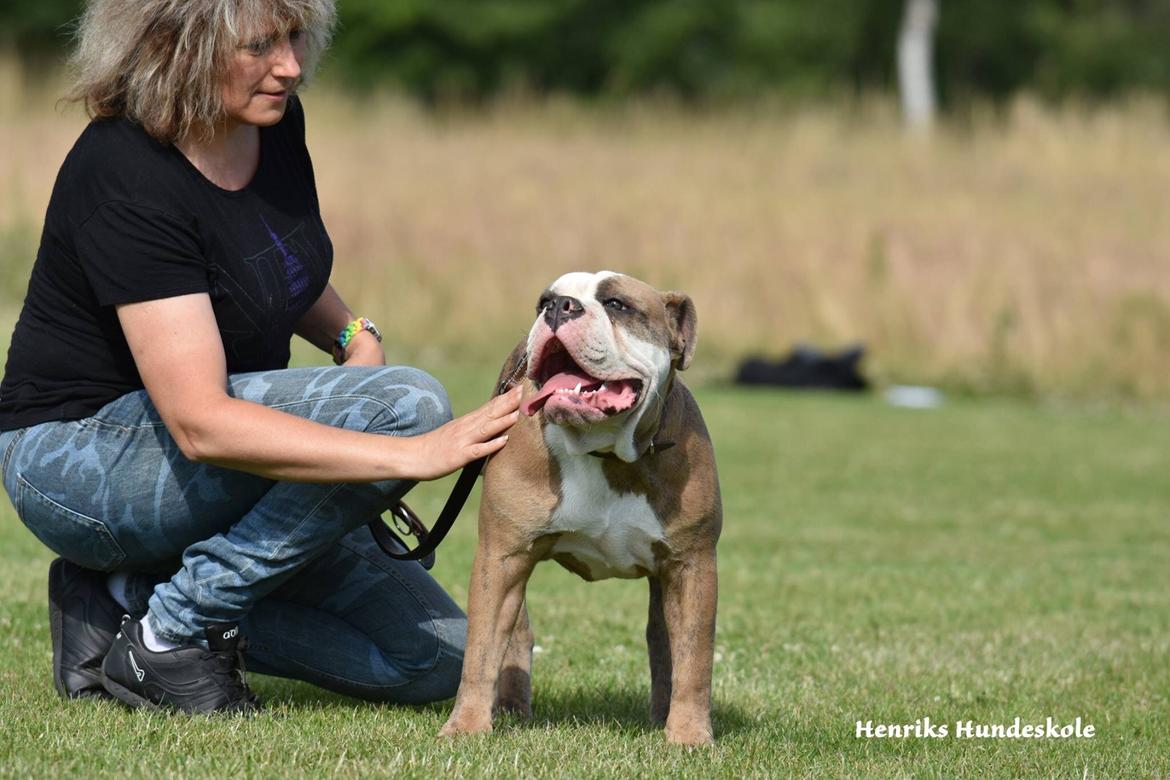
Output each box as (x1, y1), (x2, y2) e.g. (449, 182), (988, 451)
(0, 366), (1167, 778)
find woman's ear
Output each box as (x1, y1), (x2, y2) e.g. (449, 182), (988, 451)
(662, 292), (697, 371)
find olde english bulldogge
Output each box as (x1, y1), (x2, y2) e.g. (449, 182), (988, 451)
(439, 271), (722, 745)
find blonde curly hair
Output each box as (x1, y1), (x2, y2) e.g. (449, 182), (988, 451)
(69, 0), (337, 143)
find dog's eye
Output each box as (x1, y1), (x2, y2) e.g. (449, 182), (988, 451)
(604, 298), (628, 312)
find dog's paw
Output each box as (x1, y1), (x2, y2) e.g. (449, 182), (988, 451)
(438, 711), (494, 738)
(493, 696), (532, 719)
(665, 717), (714, 747)
(493, 667), (532, 718)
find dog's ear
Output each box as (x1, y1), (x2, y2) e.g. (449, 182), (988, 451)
(662, 292), (697, 371)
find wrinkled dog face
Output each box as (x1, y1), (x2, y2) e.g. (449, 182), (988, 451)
(522, 271), (696, 460)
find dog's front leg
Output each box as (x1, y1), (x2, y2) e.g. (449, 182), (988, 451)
(440, 547), (535, 737)
(659, 547), (718, 746)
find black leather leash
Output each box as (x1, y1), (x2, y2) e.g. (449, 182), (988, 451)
(367, 457), (485, 570)
(367, 368), (525, 569)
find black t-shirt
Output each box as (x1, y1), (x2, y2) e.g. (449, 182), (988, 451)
(0, 97), (332, 431)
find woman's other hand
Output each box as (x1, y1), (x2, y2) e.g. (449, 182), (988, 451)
(341, 329), (386, 366)
(409, 385), (523, 480)
(294, 284), (386, 365)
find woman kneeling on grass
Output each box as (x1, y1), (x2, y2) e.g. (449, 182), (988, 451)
(0, 0), (520, 714)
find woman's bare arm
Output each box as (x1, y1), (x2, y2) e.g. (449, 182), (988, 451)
(117, 293), (519, 483)
(294, 283), (384, 366)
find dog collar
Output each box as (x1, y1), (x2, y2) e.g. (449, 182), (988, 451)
(588, 438), (676, 461)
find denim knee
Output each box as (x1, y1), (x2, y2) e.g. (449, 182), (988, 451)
(377, 367), (452, 437)
(358, 615), (466, 705)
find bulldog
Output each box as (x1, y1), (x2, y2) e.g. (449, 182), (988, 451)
(439, 271), (722, 746)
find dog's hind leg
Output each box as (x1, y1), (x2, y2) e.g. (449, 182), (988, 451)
(647, 576), (672, 725)
(494, 599), (533, 718)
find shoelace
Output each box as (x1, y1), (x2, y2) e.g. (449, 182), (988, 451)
(200, 638), (257, 709)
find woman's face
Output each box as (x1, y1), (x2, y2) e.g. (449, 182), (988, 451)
(221, 26), (307, 128)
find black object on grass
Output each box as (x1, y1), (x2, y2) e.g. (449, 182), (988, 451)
(734, 344), (868, 391)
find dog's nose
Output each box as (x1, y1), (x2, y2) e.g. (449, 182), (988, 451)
(545, 295), (585, 332)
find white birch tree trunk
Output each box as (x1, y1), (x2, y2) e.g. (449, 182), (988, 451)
(898, 0), (939, 132)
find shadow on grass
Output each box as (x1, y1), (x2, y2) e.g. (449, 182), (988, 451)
(524, 686), (753, 739)
(249, 675), (448, 717)
(254, 676), (754, 739)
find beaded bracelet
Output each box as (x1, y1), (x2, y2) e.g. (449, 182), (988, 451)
(332, 317), (383, 364)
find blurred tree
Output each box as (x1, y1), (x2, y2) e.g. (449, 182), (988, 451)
(898, 0), (938, 131)
(0, 0), (82, 56)
(1, 0), (1168, 106)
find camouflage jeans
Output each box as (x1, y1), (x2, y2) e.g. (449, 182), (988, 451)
(0, 365), (466, 703)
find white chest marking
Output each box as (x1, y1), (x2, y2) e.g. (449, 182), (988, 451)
(548, 450), (664, 580)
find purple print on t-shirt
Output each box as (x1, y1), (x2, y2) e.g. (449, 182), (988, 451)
(260, 214), (310, 307)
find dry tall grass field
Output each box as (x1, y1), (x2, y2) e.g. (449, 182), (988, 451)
(2, 61), (1168, 397)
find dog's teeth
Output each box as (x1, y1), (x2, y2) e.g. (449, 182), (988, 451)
(598, 383), (606, 393)
(574, 382), (582, 393)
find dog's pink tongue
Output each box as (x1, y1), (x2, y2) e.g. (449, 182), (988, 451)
(521, 369), (598, 416)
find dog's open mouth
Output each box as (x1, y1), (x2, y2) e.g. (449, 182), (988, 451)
(522, 339), (642, 418)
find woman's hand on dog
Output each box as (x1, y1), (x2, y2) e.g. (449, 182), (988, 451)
(409, 385), (522, 480)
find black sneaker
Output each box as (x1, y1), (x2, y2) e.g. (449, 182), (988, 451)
(48, 558), (124, 699)
(101, 617), (260, 714)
